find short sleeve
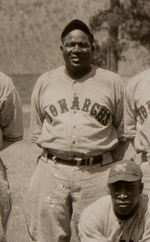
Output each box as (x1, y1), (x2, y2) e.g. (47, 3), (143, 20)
(0, 75), (23, 143)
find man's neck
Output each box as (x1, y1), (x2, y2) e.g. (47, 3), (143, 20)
(66, 66), (91, 80)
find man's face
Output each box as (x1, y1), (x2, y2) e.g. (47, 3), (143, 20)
(61, 29), (93, 75)
(109, 180), (143, 218)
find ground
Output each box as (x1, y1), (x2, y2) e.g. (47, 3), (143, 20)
(0, 74), (40, 242)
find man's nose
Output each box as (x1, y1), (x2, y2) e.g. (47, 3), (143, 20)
(72, 44), (81, 52)
(118, 192), (128, 199)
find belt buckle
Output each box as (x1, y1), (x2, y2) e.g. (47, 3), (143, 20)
(74, 157), (82, 166)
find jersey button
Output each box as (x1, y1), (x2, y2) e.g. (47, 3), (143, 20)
(73, 126), (76, 129)
(72, 141), (76, 144)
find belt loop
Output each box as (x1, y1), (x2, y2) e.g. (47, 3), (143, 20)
(101, 152), (112, 166)
(75, 158), (82, 166)
(52, 156), (57, 164)
(89, 157), (93, 166)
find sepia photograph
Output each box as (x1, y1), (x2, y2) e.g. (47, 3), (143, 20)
(0, 0), (150, 241)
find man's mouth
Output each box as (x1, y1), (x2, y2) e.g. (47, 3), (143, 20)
(117, 201), (130, 208)
(71, 56), (80, 62)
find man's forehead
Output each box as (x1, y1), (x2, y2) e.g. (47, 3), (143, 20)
(63, 30), (91, 41)
(61, 19), (94, 43)
(110, 180), (140, 187)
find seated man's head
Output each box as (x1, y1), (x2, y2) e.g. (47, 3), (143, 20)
(107, 160), (143, 220)
(60, 19), (94, 78)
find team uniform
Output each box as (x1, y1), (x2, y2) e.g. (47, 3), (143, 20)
(0, 72), (23, 241)
(79, 194), (150, 242)
(124, 68), (150, 194)
(25, 64), (124, 242)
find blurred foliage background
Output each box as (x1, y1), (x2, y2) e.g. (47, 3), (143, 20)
(1, 1), (150, 241)
(0, 0), (107, 74)
(0, 0), (150, 79)
(90, 0), (150, 76)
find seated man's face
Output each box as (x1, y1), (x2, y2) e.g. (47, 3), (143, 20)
(109, 180), (143, 219)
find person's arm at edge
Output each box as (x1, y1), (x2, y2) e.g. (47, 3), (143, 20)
(30, 79), (43, 144)
(110, 76), (128, 161)
(78, 204), (107, 242)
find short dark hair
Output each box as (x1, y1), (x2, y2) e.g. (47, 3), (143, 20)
(61, 19), (94, 44)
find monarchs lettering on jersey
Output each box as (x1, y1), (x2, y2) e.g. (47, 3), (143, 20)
(48, 96), (112, 126)
(136, 101), (150, 125)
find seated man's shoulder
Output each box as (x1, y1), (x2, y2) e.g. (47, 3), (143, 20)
(140, 194), (150, 215)
(81, 195), (111, 220)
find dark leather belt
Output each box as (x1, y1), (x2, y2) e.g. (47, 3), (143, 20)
(47, 152), (103, 166)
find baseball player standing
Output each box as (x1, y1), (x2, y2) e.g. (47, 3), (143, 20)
(25, 19), (125, 242)
(79, 159), (150, 242)
(124, 68), (150, 195)
(0, 72), (23, 242)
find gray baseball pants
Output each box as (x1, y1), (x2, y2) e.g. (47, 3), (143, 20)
(24, 153), (118, 242)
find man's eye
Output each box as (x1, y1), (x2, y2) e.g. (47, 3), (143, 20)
(65, 43), (75, 47)
(79, 43), (89, 48)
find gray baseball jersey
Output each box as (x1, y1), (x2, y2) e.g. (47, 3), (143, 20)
(124, 68), (150, 153)
(0, 72), (23, 147)
(79, 194), (150, 242)
(30, 65), (124, 158)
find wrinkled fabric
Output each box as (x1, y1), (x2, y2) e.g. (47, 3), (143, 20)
(24, 156), (120, 242)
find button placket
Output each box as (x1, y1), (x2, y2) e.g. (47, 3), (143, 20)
(71, 80), (79, 146)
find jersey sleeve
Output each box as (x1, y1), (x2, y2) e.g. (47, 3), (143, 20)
(30, 79), (44, 143)
(0, 158), (11, 231)
(124, 83), (136, 139)
(78, 201), (107, 242)
(0, 76), (23, 142)
(113, 76), (124, 141)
